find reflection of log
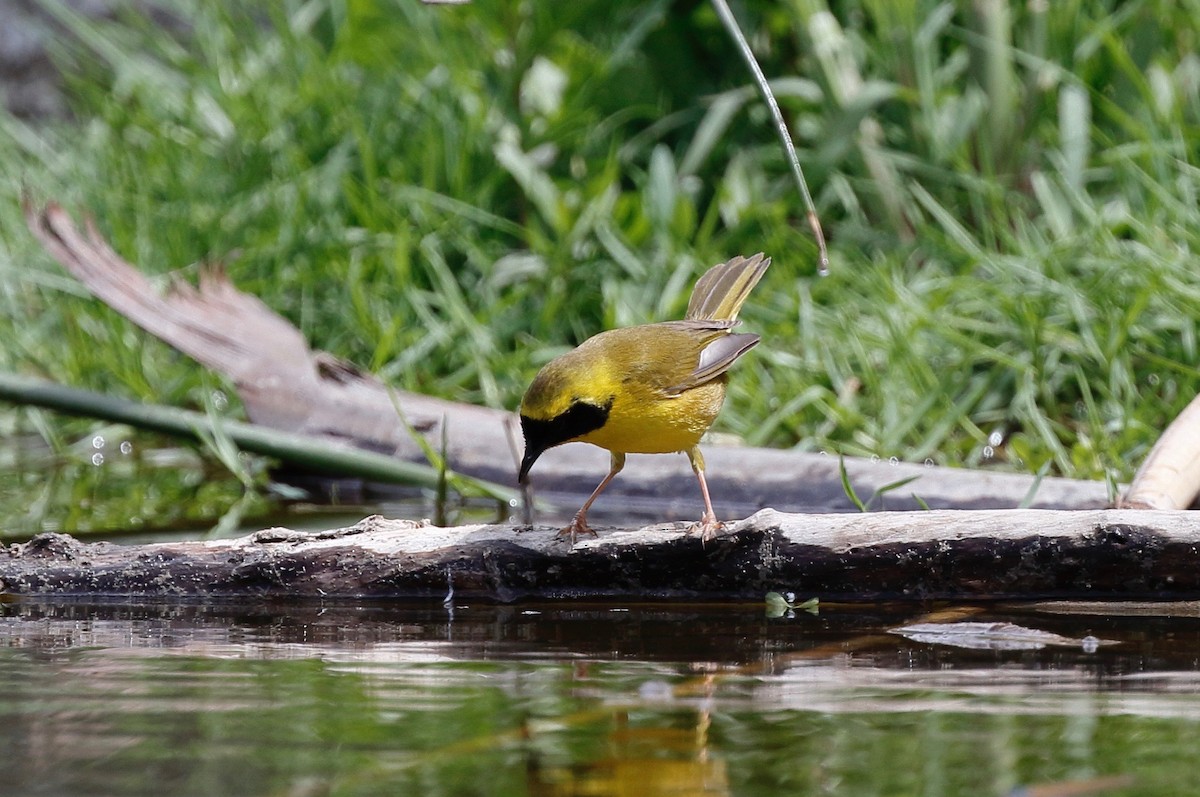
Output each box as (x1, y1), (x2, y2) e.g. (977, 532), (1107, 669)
(4, 509), (1200, 601)
(22, 201), (1114, 518)
(6, 602), (1198, 712)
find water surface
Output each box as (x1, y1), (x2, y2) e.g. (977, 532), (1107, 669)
(2, 600), (1195, 796)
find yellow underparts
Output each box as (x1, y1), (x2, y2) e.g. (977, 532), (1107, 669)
(577, 378), (727, 455)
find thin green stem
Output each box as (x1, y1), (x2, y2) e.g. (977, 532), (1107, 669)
(711, 0), (829, 272)
(0, 373), (516, 503)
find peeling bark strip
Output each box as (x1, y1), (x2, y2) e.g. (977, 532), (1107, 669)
(3, 509), (1200, 602)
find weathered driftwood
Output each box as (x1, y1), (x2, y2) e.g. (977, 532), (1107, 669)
(1120, 392), (1200, 510)
(4, 509), (1200, 602)
(21, 201), (1120, 518)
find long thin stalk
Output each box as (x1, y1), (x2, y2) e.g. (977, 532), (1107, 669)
(0, 372), (516, 502)
(711, 0), (829, 272)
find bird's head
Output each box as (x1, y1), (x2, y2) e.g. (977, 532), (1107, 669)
(518, 356), (613, 483)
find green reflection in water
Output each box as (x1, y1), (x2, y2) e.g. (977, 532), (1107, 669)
(0, 438), (264, 541)
(0, 602), (1192, 796)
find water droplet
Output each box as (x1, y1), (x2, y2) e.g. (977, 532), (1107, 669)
(638, 680), (675, 701)
(982, 445), (995, 459)
(1148, 373), (1161, 386)
(91, 435), (105, 449)
(870, 454), (880, 464)
(90, 452), (105, 466)
(924, 458), (935, 467)
(1081, 635), (1100, 654)
(888, 456), (899, 466)
(211, 390), (229, 411)
(818, 450), (828, 456)
(784, 591), (796, 603)
(988, 430), (1003, 447)
(120, 441), (133, 455)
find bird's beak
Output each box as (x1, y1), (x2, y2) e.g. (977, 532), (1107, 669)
(518, 445), (543, 484)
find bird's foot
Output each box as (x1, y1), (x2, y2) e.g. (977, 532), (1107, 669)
(555, 513), (598, 545)
(690, 513), (725, 543)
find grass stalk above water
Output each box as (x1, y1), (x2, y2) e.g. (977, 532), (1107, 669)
(0, 372), (514, 502)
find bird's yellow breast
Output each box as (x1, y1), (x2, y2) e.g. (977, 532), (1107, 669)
(579, 376), (727, 454)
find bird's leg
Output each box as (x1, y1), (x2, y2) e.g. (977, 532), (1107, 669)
(686, 447), (723, 542)
(559, 452), (626, 545)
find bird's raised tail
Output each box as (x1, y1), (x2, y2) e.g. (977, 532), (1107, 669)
(684, 253), (771, 322)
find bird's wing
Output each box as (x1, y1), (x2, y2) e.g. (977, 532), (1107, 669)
(659, 323), (761, 395)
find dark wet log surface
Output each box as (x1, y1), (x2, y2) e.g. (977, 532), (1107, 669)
(4, 509), (1200, 603)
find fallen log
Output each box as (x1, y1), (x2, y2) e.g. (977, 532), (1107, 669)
(3, 509), (1198, 602)
(18, 201), (1116, 518)
(10, 199), (1200, 608)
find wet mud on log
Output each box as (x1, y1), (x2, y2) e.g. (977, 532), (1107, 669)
(3, 509), (1200, 603)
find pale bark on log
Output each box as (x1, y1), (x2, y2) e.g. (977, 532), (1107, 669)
(3, 509), (1199, 602)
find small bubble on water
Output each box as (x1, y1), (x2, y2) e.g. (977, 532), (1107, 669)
(818, 450), (828, 456)
(90, 452), (105, 466)
(870, 454), (880, 464)
(988, 430), (1003, 447)
(888, 456), (899, 466)
(924, 458), (935, 467)
(120, 441), (133, 455)
(91, 435), (105, 449)
(982, 445), (995, 459)
(1081, 635), (1100, 653)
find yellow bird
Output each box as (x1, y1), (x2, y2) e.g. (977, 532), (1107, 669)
(518, 253), (771, 542)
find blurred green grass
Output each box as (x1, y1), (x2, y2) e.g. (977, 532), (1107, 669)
(2, 0), (1199, 532)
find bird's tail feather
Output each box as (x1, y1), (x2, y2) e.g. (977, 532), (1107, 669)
(684, 252), (771, 322)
